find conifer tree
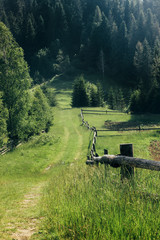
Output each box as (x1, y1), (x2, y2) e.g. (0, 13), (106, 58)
(117, 89), (126, 111)
(90, 85), (98, 107)
(107, 88), (116, 110)
(72, 76), (89, 107)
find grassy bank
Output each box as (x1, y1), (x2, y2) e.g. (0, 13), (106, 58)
(38, 165), (160, 240)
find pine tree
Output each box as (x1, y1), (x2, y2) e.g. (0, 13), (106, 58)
(107, 88), (116, 110)
(117, 89), (125, 111)
(124, 0), (131, 29)
(96, 81), (104, 107)
(137, 11), (146, 43)
(141, 39), (152, 90)
(71, 76), (89, 107)
(93, 5), (102, 28)
(151, 38), (160, 87)
(89, 85), (98, 107)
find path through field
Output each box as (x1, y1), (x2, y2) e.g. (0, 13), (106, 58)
(0, 79), (88, 240)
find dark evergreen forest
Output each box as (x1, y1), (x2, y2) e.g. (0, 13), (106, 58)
(0, 0), (160, 113)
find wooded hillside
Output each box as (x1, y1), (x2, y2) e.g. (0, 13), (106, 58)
(0, 0), (160, 113)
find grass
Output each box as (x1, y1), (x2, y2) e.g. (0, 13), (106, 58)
(38, 165), (160, 240)
(1, 74), (160, 239)
(37, 104), (160, 239)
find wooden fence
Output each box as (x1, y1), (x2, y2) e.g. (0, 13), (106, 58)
(81, 109), (98, 158)
(81, 109), (160, 180)
(0, 146), (8, 155)
(0, 140), (18, 155)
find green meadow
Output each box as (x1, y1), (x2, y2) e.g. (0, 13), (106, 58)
(0, 75), (160, 239)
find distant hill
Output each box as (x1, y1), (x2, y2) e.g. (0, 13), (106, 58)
(1, 0), (160, 113)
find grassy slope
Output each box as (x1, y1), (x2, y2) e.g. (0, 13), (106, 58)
(0, 75), (90, 239)
(0, 75), (160, 239)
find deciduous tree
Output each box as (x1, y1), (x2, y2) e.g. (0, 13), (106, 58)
(0, 22), (31, 140)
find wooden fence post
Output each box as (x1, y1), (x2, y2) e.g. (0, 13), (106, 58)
(120, 144), (134, 180)
(104, 149), (108, 178)
(104, 149), (108, 154)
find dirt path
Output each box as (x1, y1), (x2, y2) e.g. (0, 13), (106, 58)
(5, 183), (46, 240)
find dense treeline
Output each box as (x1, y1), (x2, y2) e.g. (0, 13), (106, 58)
(0, 0), (160, 113)
(0, 22), (53, 145)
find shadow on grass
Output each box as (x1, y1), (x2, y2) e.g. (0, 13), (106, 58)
(104, 114), (160, 130)
(49, 74), (74, 91)
(97, 135), (123, 138)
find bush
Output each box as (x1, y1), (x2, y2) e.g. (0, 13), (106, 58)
(129, 89), (146, 113)
(20, 87), (53, 139)
(41, 86), (57, 107)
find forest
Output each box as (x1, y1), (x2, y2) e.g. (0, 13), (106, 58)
(0, 0), (160, 144)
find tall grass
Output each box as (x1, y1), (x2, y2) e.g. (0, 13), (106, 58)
(34, 108), (160, 240)
(38, 164), (160, 240)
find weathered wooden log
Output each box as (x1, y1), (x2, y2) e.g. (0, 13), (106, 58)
(93, 137), (96, 144)
(82, 112), (107, 115)
(86, 160), (95, 165)
(92, 144), (96, 152)
(93, 155), (160, 171)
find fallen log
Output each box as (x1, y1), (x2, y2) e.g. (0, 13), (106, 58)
(89, 155), (160, 171)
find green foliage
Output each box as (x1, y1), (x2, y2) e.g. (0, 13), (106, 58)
(130, 90), (142, 113)
(86, 82), (104, 107)
(23, 87), (53, 138)
(71, 75), (89, 107)
(32, 48), (53, 80)
(72, 76), (104, 108)
(1, 1), (160, 112)
(88, 83), (98, 107)
(41, 86), (57, 107)
(0, 21), (31, 140)
(107, 88), (117, 110)
(0, 92), (8, 146)
(53, 49), (71, 74)
(107, 88), (126, 111)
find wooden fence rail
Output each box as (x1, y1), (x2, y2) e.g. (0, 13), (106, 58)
(87, 154), (160, 171)
(86, 143), (160, 180)
(97, 127), (160, 132)
(82, 109), (108, 113)
(81, 109), (160, 180)
(81, 109), (98, 158)
(82, 109), (120, 113)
